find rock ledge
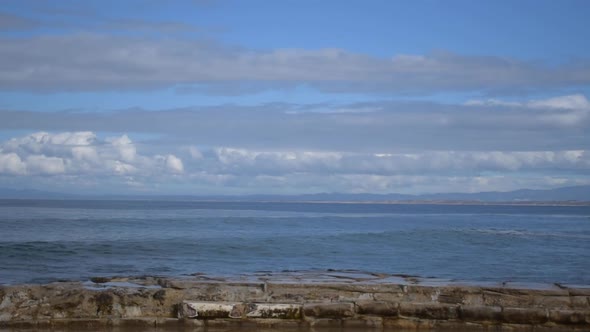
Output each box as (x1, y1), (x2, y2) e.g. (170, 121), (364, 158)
(1, 272), (589, 331)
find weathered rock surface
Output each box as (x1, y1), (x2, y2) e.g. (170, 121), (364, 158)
(0, 272), (588, 330)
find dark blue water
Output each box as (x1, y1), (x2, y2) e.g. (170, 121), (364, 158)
(0, 199), (589, 285)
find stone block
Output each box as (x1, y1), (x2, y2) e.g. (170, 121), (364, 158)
(267, 283), (367, 303)
(337, 292), (375, 302)
(532, 295), (572, 309)
(399, 303), (458, 320)
(548, 309), (590, 325)
(264, 284), (311, 302)
(163, 282), (265, 302)
(303, 303), (355, 318)
(461, 293), (485, 306)
(571, 296), (590, 309)
(373, 291), (405, 302)
(458, 305), (502, 322)
(437, 286), (484, 305)
(181, 301), (237, 319)
(437, 290), (466, 304)
(482, 290), (533, 307)
(245, 303), (302, 319)
(355, 300), (399, 316)
(569, 288), (590, 297)
(401, 286), (441, 303)
(501, 307), (548, 324)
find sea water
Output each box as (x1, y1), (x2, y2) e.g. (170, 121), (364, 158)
(0, 199), (589, 285)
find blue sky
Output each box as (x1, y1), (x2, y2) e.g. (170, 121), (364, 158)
(0, 0), (589, 195)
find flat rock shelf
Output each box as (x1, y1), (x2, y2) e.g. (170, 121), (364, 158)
(1, 271), (589, 331)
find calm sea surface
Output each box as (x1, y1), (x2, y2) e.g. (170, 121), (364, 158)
(0, 199), (589, 285)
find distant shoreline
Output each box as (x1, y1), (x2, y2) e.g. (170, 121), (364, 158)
(1, 197), (590, 207)
(2, 184), (590, 204)
(278, 200), (590, 207)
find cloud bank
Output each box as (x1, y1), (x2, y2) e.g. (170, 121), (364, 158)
(1, 33), (589, 94)
(1, 95), (588, 153)
(0, 114), (588, 195)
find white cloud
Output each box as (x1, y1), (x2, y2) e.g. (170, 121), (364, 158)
(107, 134), (136, 162)
(466, 94), (590, 110)
(187, 146), (203, 160)
(464, 99), (521, 107)
(25, 155), (65, 175)
(528, 94), (590, 110)
(0, 131), (184, 177)
(466, 94), (590, 127)
(71, 146), (99, 163)
(165, 154), (184, 173)
(204, 148), (583, 176)
(185, 172), (590, 196)
(213, 148), (343, 173)
(0, 152), (26, 175)
(110, 160), (137, 175)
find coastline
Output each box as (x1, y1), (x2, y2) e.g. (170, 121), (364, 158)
(2, 197), (590, 206)
(265, 200), (590, 207)
(1, 271), (589, 331)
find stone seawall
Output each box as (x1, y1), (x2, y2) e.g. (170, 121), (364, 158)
(1, 272), (589, 331)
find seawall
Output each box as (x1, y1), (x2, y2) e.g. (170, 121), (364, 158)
(1, 272), (589, 331)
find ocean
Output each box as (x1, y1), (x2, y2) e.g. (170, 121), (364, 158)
(0, 199), (589, 285)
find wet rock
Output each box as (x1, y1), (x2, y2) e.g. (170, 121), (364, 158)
(152, 289), (166, 303)
(92, 292), (114, 316)
(569, 288), (590, 297)
(399, 303), (458, 320)
(482, 289), (533, 307)
(571, 296), (590, 309)
(501, 307), (548, 324)
(90, 277), (111, 284)
(303, 303), (355, 318)
(355, 300), (399, 316)
(458, 305), (502, 322)
(549, 309), (590, 325)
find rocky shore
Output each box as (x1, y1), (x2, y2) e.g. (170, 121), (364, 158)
(1, 271), (589, 331)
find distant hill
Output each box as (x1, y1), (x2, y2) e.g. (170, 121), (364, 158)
(414, 185), (590, 202)
(0, 185), (589, 202)
(243, 185), (590, 202)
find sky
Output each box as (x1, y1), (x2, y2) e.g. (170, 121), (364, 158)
(0, 0), (590, 195)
